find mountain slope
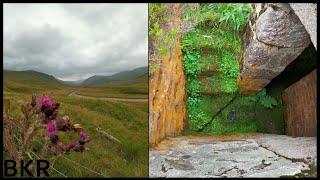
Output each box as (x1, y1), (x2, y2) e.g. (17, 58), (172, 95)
(4, 70), (63, 86)
(3, 66), (148, 88)
(81, 66), (148, 86)
(3, 70), (67, 94)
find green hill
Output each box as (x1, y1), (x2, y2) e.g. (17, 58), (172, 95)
(81, 66), (148, 86)
(4, 70), (63, 85)
(3, 67), (148, 92)
(3, 70), (68, 94)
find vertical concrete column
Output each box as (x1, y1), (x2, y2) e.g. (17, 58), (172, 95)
(238, 3), (311, 95)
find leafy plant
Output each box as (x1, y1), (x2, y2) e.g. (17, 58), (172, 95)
(219, 51), (239, 79)
(187, 78), (203, 97)
(220, 78), (238, 93)
(183, 49), (202, 77)
(218, 3), (253, 31)
(249, 88), (277, 108)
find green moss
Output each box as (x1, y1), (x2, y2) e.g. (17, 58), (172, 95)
(200, 76), (238, 94)
(183, 4), (251, 132)
(203, 95), (258, 134)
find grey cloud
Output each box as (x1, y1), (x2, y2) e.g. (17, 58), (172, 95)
(3, 3), (148, 81)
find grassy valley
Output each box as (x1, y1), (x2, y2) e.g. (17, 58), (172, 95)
(3, 68), (148, 177)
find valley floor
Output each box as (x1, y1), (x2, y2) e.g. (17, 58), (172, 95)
(69, 91), (148, 102)
(3, 84), (149, 177)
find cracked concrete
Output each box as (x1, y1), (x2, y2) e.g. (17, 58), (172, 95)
(149, 133), (317, 178)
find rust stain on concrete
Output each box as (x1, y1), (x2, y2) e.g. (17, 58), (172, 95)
(149, 4), (187, 148)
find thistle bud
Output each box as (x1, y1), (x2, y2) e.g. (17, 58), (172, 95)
(56, 116), (72, 131)
(50, 146), (56, 153)
(31, 94), (37, 107)
(78, 139), (85, 145)
(51, 111), (58, 120)
(44, 106), (58, 118)
(49, 134), (59, 143)
(57, 142), (66, 152)
(80, 131), (87, 139)
(70, 141), (77, 148)
(6, 124), (13, 130)
(84, 135), (90, 143)
(74, 145), (85, 152)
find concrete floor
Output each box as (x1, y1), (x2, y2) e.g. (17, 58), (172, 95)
(149, 133), (317, 178)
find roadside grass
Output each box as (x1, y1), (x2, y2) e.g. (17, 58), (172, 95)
(77, 85), (148, 99)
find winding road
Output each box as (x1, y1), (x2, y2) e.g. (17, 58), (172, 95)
(68, 91), (148, 103)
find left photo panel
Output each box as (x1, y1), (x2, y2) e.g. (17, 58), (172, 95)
(3, 3), (149, 178)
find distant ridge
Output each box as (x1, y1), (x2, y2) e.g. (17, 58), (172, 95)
(4, 70), (63, 85)
(81, 66), (148, 86)
(4, 66), (148, 87)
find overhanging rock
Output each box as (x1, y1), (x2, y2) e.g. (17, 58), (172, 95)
(289, 3), (317, 50)
(238, 3), (311, 95)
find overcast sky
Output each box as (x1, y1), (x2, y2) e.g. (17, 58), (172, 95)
(3, 3), (148, 81)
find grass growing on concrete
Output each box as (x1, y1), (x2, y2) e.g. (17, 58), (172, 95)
(180, 3), (307, 135)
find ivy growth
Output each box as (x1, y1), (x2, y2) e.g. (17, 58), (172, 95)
(248, 88), (278, 109)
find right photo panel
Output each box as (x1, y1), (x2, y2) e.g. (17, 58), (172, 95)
(149, 3), (317, 178)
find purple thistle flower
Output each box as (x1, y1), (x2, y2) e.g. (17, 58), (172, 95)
(47, 122), (56, 134)
(31, 94), (37, 107)
(80, 131), (87, 139)
(40, 95), (54, 108)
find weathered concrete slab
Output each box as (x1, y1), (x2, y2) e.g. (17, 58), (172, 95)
(149, 134), (317, 177)
(254, 134), (317, 160)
